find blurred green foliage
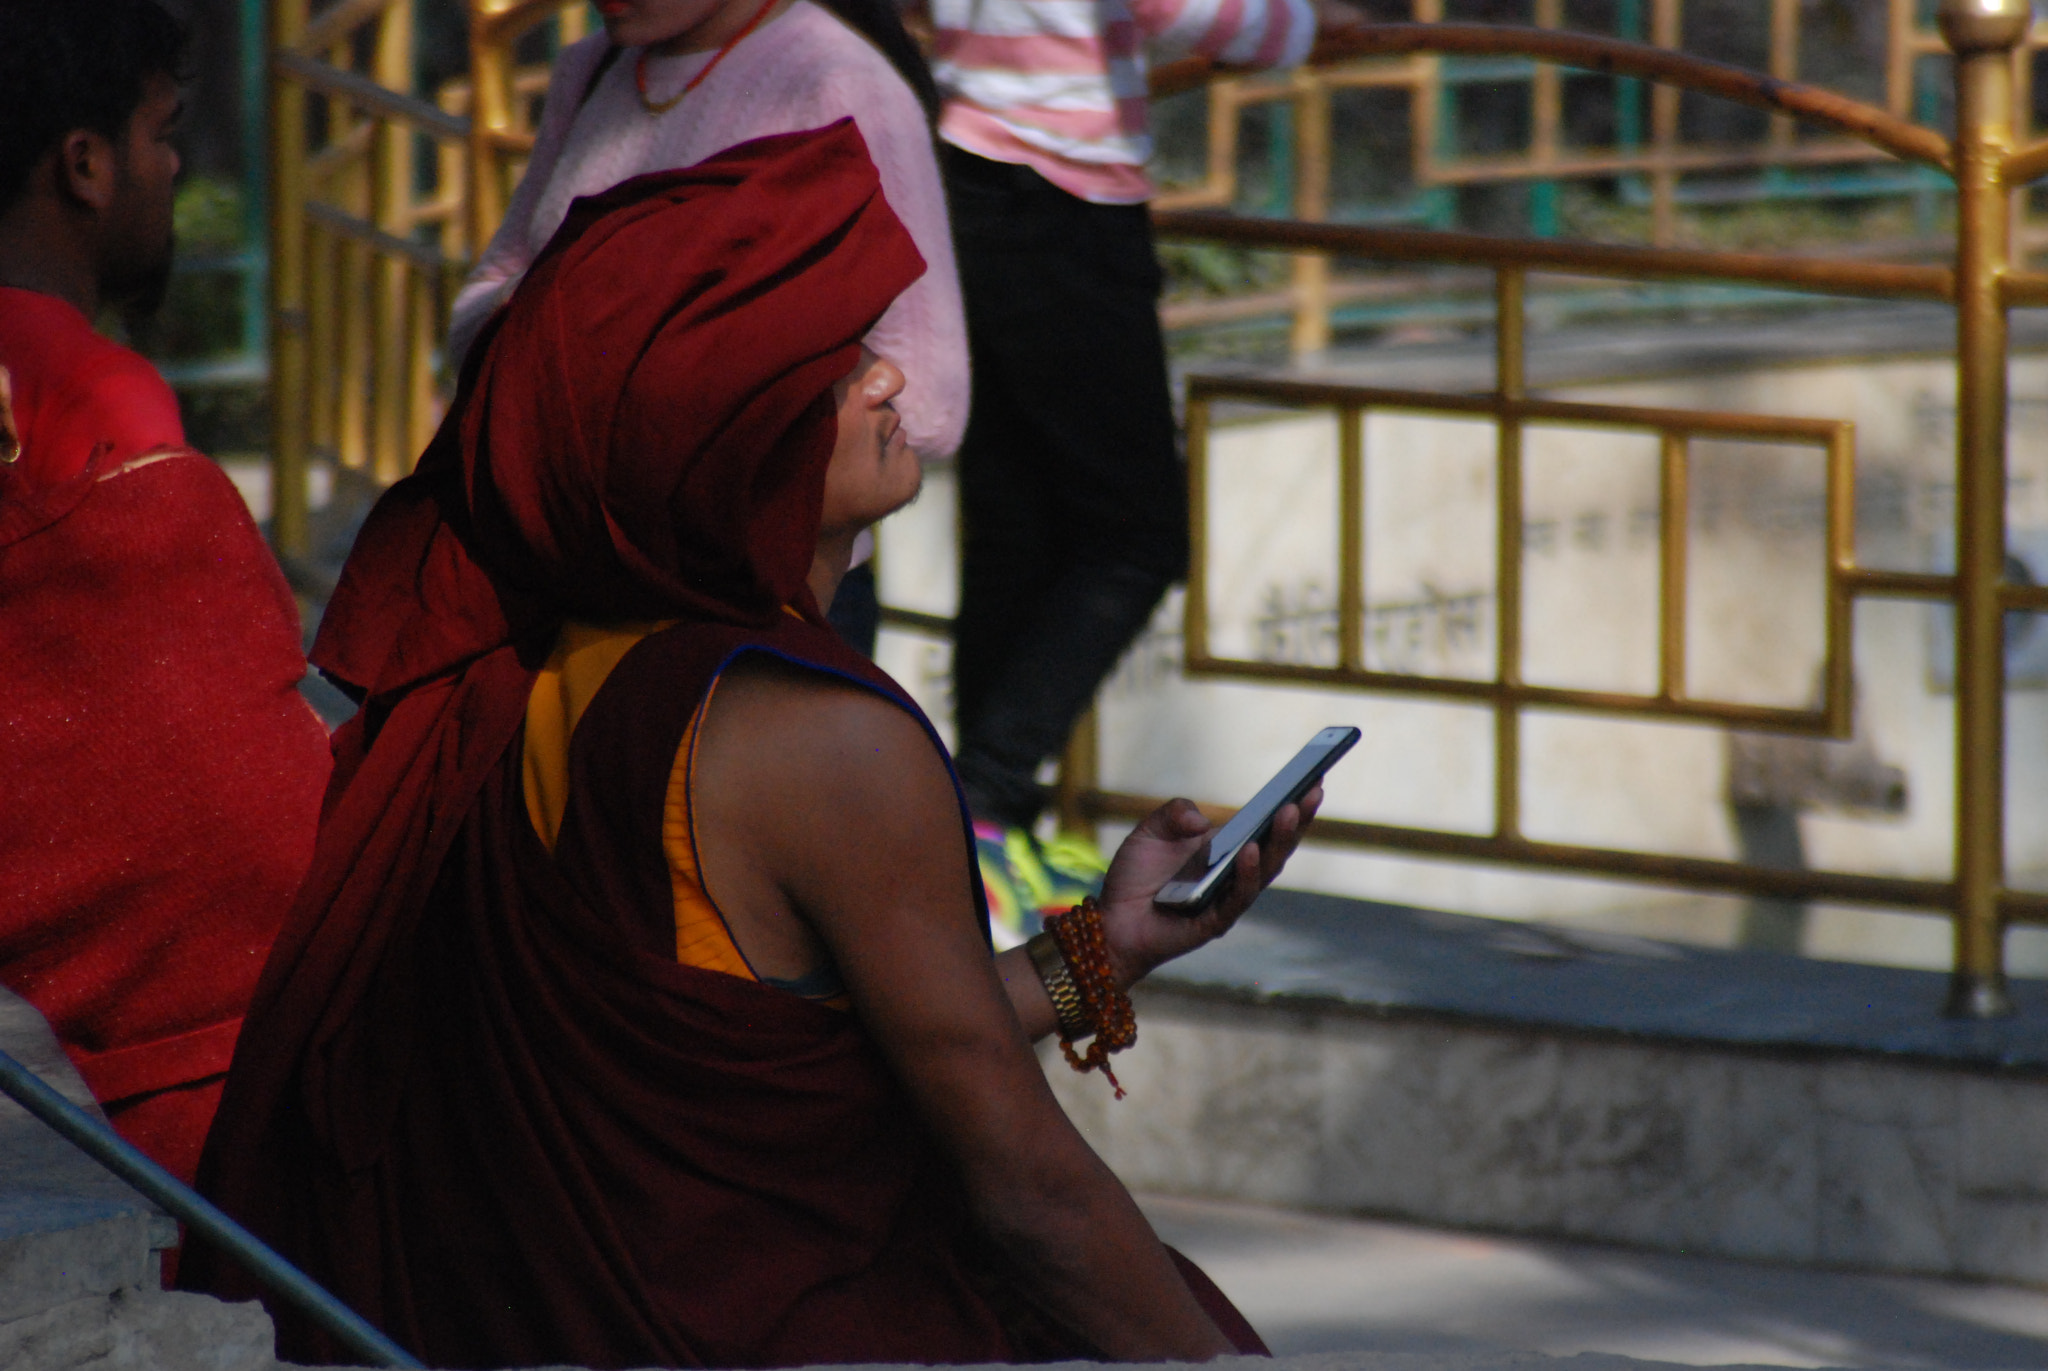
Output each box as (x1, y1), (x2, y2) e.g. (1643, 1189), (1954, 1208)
(1557, 184), (1948, 251)
(147, 175), (249, 361)
(174, 175), (245, 251)
(1157, 241), (1290, 299)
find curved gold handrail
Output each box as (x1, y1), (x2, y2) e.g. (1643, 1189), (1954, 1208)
(1150, 211), (1956, 300)
(1156, 24), (1954, 175)
(2003, 139), (2048, 185)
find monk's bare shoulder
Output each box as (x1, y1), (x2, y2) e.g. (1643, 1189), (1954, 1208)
(708, 651), (944, 782)
(695, 650), (966, 901)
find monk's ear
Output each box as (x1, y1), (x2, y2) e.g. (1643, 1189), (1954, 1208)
(53, 128), (120, 215)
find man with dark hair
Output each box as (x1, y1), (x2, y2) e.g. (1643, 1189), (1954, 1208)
(0, 0), (331, 1199)
(0, 0), (186, 486)
(0, 0), (186, 288)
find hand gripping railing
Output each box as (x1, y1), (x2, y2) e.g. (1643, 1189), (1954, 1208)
(0, 1047), (421, 1369)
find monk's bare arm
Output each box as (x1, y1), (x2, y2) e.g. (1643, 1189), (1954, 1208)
(692, 659), (1236, 1361)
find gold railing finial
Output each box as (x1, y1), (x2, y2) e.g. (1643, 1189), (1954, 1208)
(1938, 0), (2031, 53)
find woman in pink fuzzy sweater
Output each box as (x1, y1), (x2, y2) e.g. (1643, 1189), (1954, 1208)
(450, 0), (967, 469)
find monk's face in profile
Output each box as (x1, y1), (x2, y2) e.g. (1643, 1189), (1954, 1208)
(100, 72), (181, 318)
(819, 348), (917, 538)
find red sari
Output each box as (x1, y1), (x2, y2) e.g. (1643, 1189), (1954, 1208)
(0, 290), (331, 1185)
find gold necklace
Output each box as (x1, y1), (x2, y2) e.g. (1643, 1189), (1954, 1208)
(634, 0), (780, 115)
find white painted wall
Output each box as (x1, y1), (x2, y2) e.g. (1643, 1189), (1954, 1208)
(878, 345), (2048, 973)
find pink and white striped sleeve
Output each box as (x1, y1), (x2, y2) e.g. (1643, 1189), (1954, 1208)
(1132, 0), (1315, 69)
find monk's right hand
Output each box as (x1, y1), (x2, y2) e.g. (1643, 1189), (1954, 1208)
(1095, 788), (1321, 990)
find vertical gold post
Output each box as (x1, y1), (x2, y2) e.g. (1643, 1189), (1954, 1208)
(2016, 36), (2036, 146)
(469, 4), (514, 257)
(2014, 41), (2034, 259)
(1290, 75), (1332, 355)
(1055, 707), (1100, 838)
(1940, 0), (2025, 1018)
(1767, 0), (1799, 151)
(1494, 269), (1526, 840)
(337, 236), (370, 471)
(1823, 424), (1857, 739)
(305, 221), (335, 455)
(1650, 0), (1681, 247)
(320, 39), (359, 476)
(1411, 0), (1442, 187)
(1658, 431), (1688, 701)
(436, 80), (471, 262)
(1338, 406), (1365, 671)
(1887, 0), (1917, 119)
(1183, 394), (1212, 665)
(370, 0), (413, 483)
(1532, 0), (1562, 171)
(372, 258), (409, 482)
(268, 0), (310, 559)
(407, 266), (438, 458)
(1206, 78), (1240, 206)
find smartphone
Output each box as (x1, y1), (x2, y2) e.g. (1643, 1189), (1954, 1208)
(1152, 725), (1360, 912)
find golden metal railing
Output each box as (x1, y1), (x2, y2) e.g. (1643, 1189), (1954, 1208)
(265, 0), (2048, 1012)
(1156, 0), (2048, 353)
(1178, 366), (1859, 737)
(1054, 0), (2043, 1017)
(266, 0), (583, 559)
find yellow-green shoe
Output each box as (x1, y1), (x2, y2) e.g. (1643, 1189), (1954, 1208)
(1030, 830), (1107, 918)
(1039, 831), (1108, 887)
(974, 820), (1037, 949)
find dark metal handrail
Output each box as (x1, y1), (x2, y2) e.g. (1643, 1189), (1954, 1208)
(0, 1048), (421, 1369)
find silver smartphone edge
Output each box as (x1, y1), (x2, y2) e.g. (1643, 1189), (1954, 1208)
(1153, 726), (1359, 911)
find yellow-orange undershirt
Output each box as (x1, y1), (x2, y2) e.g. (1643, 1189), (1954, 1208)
(521, 620), (757, 985)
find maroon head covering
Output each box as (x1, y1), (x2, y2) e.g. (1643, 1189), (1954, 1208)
(190, 121), (924, 1261)
(317, 118), (923, 701)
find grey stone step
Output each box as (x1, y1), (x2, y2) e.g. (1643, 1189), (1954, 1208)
(0, 993), (172, 1320)
(1047, 889), (2048, 1286)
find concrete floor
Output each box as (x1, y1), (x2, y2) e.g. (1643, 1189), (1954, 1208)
(1140, 1194), (2048, 1370)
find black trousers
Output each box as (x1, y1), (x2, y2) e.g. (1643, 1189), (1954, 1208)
(943, 146), (1189, 828)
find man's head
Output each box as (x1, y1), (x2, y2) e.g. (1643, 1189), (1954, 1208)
(0, 0), (188, 316)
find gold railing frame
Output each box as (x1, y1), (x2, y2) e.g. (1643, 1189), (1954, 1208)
(1156, 0), (2048, 353)
(1178, 369), (1856, 737)
(1078, 1), (2039, 1017)
(267, 0), (584, 559)
(266, 1), (2044, 1013)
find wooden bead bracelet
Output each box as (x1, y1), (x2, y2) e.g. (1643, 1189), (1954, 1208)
(1036, 896), (1137, 1098)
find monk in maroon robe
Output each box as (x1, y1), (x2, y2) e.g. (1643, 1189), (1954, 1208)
(186, 122), (1314, 1367)
(0, 0), (330, 1190)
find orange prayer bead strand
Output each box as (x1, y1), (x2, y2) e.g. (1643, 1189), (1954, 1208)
(1043, 896), (1136, 1098)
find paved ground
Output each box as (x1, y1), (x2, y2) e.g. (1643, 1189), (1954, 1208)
(1140, 1194), (2048, 1370)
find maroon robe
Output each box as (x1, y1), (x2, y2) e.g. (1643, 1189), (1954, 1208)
(183, 122), (1263, 1367)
